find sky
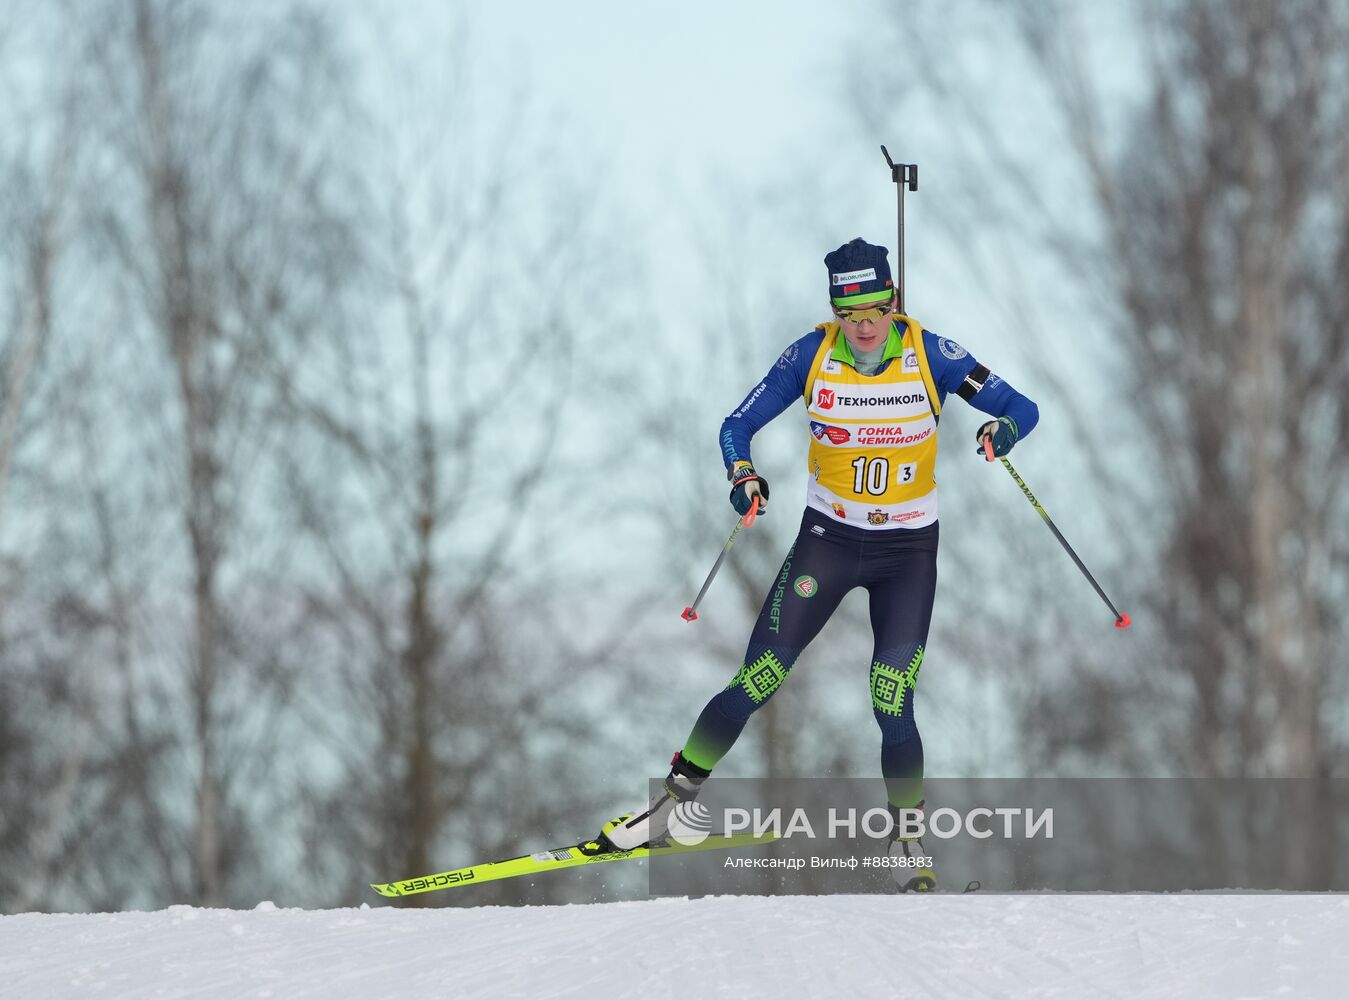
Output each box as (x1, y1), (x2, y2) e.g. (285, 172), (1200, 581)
(3, 0), (1344, 919)
(360, 0), (967, 323)
(464, 1), (843, 186)
(8, 0), (1133, 766)
(337, 0), (1135, 646)
(423, 0), (1121, 400)
(400, 0), (1068, 399)
(374, 0), (1099, 775)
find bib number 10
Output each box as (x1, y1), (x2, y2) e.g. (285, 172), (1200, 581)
(851, 457), (916, 496)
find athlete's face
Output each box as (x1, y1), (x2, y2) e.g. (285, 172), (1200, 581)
(834, 294), (896, 355)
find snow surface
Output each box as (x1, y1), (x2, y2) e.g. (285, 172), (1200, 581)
(3, 894), (1348, 999)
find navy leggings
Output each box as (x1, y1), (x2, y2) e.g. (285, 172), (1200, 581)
(680, 507), (938, 809)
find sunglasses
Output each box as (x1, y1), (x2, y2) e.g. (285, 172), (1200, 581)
(833, 301), (894, 324)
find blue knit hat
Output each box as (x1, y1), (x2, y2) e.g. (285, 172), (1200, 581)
(824, 238), (894, 306)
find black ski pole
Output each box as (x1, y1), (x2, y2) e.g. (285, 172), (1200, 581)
(983, 439), (1131, 629)
(682, 496), (760, 622)
(880, 146), (918, 314)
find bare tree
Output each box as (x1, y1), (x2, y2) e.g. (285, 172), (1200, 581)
(0, 9), (80, 535)
(62, 0), (362, 905)
(0, 5), (113, 914)
(874, 0), (1349, 780)
(269, 32), (624, 905)
(2, 0), (630, 913)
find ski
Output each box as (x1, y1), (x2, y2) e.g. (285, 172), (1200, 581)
(370, 831), (778, 898)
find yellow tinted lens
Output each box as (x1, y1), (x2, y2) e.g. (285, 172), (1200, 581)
(838, 305), (886, 323)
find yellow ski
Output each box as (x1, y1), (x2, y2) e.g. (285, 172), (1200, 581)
(371, 831), (777, 898)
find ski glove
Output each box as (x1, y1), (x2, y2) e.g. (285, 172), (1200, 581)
(728, 461), (769, 517)
(975, 416), (1020, 460)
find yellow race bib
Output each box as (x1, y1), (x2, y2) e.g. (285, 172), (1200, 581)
(802, 317), (942, 529)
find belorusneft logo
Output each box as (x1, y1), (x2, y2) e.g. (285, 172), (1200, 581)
(831, 268), (877, 285)
(711, 806), (1054, 841)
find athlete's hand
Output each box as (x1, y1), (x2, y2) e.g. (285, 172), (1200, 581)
(975, 416), (1020, 460)
(728, 461), (770, 517)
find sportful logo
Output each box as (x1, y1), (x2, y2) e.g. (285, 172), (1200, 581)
(816, 388), (836, 410)
(734, 382), (769, 418)
(831, 268), (877, 285)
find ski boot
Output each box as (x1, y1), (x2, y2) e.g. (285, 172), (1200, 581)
(599, 752), (709, 851)
(888, 801), (936, 892)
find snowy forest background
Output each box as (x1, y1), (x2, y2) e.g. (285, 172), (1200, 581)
(2, 0), (1347, 911)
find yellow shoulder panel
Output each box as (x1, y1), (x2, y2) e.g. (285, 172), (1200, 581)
(804, 323), (840, 403)
(899, 315), (942, 419)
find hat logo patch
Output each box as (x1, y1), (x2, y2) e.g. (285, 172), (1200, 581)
(831, 268), (877, 286)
